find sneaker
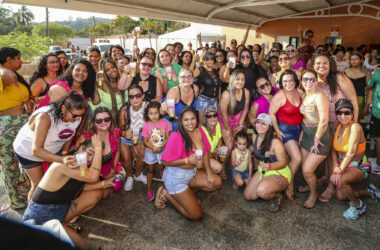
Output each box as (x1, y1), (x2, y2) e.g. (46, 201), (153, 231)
(368, 183), (380, 199)
(123, 177), (134, 191)
(343, 200), (366, 220)
(147, 190), (155, 202)
(134, 174), (147, 184)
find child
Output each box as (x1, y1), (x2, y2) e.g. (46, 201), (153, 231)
(231, 131), (252, 189)
(142, 102), (171, 201)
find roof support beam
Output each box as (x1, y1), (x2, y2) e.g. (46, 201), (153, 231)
(278, 3), (300, 13)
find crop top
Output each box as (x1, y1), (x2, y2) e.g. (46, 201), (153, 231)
(195, 67), (221, 98)
(253, 136), (278, 163)
(333, 121), (366, 154)
(300, 98), (319, 127)
(131, 73), (157, 101)
(277, 90), (303, 126)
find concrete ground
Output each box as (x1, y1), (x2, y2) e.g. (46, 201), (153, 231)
(1, 158), (380, 249)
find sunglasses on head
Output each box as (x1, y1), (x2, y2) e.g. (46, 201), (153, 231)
(258, 81), (271, 90)
(67, 108), (83, 119)
(95, 117), (111, 124)
(128, 93), (143, 100)
(141, 62), (153, 67)
(241, 55), (250, 59)
(206, 113), (218, 119)
(336, 110), (352, 116)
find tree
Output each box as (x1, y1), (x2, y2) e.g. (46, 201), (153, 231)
(32, 23), (74, 45)
(111, 15), (137, 35)
(0, 5), (16, 35)
(13, 5), (34, 26)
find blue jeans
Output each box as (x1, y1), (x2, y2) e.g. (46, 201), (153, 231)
(23, 200), (71, 225)
(195, 95), (218, 111)
(164, 116), (178, 132)
(231, 168), (250, 181)
(120, 131), (143, 146)
(278, 121), (302, 144)
(162, 166), (197, 195)
(144, 149), (163, 164)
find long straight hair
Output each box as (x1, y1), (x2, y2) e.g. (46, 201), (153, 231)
(177, 106), (199, 155)
(227, 69), (244, 115)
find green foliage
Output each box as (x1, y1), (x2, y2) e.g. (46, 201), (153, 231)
(13, 5), (34, 26)
(13, 25), (33, 35)
(0, 32), (49, 61)
(32, 23), (73, 44)
(0, 6), (16, 35)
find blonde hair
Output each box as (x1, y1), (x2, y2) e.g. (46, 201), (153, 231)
(227, 70), (244, 115)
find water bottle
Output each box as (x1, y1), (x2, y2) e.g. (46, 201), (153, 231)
(0, 204), (23, 222)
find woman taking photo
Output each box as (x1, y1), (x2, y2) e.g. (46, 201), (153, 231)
(13, 92), (87, 202)
(269, 69), (303, 201)
(323, 99), (379, 219)
(23, 134), (114, 248)
(244, 113), (290, 212)
(299, 70), (331, 208)
(152, 49), (182, 93)
(30, 53), (62, 104)
(0, 47), (31, 209)
(55, 50), (69, 72)
(155, 107), (222, 220)
(87, 46), (101, 73)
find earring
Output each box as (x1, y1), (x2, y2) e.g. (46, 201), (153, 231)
(60, 112), (64, 117)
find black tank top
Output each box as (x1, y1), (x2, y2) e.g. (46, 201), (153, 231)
(32, 178), (84, 204)
(347, 75), (366, 97)
(131, 73), (157, 101)
(179, 85), (196, 107)
(253, 136), (278, 163)
(195, 67), (221, 98)
(226, 89), (246, 115)
(40, 78), (50, 96)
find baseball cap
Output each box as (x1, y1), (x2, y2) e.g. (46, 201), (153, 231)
(335, 98), (353, 111)
(204, 105), (218, 115)
(254, 113), (272, 125)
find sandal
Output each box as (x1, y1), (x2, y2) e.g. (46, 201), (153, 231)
(269, 193), (283, 212)
(303, 196), (316, 209)
(318, 188), (335, 202)
(68, 222), (82, 233)
(155, 186), (168, 209)
(317, 176), (329, 186)
(285, 189), (295, 201)
(297, 185), (310, 193)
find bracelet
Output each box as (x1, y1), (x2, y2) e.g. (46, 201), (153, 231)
(270, 164), (274, 171)
(185, 157), (189, 165)
(62, 150), (68, 155)
(101, 180), (105, 188)
(95, 147), (102, 151)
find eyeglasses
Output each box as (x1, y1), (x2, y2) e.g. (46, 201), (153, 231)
(206, 113), (218, 119)
(286, 49), (295, 53)
(278, 57), (289, 62)
(95, 117), (111, 124)
(67, 108), (84, 119)
(48, 60), (60, 65)
(179, 75), (193, 80)
(336, 110), (352, 116)
(141, 62), (153, 67)
(241, 55), (250, 59)
(302, 77), (316, 83)
(128, 93), (143, 100)
(258, 81), (271, 90)
(215, 54), (224, 58)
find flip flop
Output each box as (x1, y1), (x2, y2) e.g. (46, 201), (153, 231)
(318, 188), (335, 202)
(303, 197), (316, 209)
(297, 185), (310, 193)
(285, 189), (295, 201)
(155, 186), (168, 209)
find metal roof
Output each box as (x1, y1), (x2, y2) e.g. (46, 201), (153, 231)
(4, 0), (379, 28)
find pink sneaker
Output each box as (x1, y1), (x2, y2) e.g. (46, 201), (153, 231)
(147, 190), (155, 202)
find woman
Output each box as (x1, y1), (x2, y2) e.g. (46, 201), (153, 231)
(178, 51), (195, 71)
(23, 134), (114, 249)
(333, 48), (348, 72)
(90, 58), (127, 119)
(219, 70), (250, 152)
(75, 106), (121, 196)
(117, 55), (130, 74)
(344, 51), (371, 120)
(119, 57), (162, 102)
(248, 76), (278, 127)
(269, 69), (303, 201)
(201, 105), (227, 179)
(87, 46), (101, 73)
(244, 113), (291, 212)
(270, 52), (292, 88)
(299, 70), (331, 208)
(267, 56), (280, 86)
(104, 45), (124, 62)
(0, 47), (31, 209)
(141, 48), (156, 62)
(214, 49), (227, 70)
(30, 53), (62, 104)
(13, 92), (87, 202)
(297, 26), (315, 65)
(323, 99), (379, 219)
(164, 44), (176, 62)
(55, 50), (69, 72)
(364, 46), (379, 72)
(154, 107), (222, 220)
(194, 52), (222, 122)
(152, 49), (182, 93)
(160, 68), (199, 131)
(285, 45), (301, 70)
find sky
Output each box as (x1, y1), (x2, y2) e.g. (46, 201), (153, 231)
(1, 3), (117, 23)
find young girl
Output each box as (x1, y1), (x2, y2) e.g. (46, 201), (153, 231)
(142, 102), (171, 201)
(119, 84), (147, 192)
(230, 131), (252, 189)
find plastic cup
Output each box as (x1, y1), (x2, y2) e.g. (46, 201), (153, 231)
(132, 127), (140, 145)
(219, 146), (228, 163)
(112, 174), (123, 192)
(165, 66), (172, 81)
(229, 57), (236, 69)
(167, 99), (175, 118)
(195, 149), (203, 169)
(195, 62), (200, 68)
(76, 152), (88, 176)
(136, 27), (141, 38)
(130, 62), (136, 77)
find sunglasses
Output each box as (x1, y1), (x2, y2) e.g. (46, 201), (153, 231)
(258, 81), (271, 90)
(302, 77), (316, 83)
(231, 41), (237, 44)
(206, 113), (218, 119)
(279, 57), (289, 61)
(145, 51), (155, 56)
(215, 54), (224, 58)
(286, 49), (295, 53)
(67, 108), (84, 119)
(95, 117), (111, 124)
(336, 110), (352, 116)
(128, 93), (143, 100)
(271, 50), (280, 53)
(141, 62), (153, 67)
(241, 55), (250, 59)
(204, 57), (214, 61)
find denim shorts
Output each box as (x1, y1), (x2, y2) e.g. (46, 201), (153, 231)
(162, 166), (197, 195)
(164, 116), (178, 132)
(196, 95), (218, 111)
(15, 153), (42, 169)
(23, 200), (71, 225)
(144, 149), (163, 164)
(231, 168), (250, 181)
(278, 121), (302, 144)
(120, 131), (143, 146)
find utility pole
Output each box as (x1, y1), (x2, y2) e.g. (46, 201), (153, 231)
(45, 8), (49, 37)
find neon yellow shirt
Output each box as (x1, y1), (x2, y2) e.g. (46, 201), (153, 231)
(202, 123), (222, 153)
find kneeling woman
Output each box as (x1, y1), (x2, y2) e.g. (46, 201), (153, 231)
(244, 113), (291, 212)
(23, 135), (114, 248)
(155, 107), (222, 220)
(324, 99), (379, 220)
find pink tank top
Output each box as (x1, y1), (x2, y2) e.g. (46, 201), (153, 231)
(316, 85), (345, 123)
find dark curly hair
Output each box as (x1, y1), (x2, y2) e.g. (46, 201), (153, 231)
(311, 53), (339, 95)
(55, 50), (69, 70)
(30, 53), (62, 86)
(104, 45), (124, 60)
(144, 101), (162, 122)
(215, 49), (227, 64)
(49, 91), (87, 125)
(252, 75), (276, 100)
(278, 69), (299, 89)
(57, 58), (96, 99)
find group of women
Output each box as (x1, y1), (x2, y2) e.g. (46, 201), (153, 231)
(1, 31), (380, 248)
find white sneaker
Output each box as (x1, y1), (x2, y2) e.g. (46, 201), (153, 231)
(124, 177), (134, 191)
(134, 174), (147, 184)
